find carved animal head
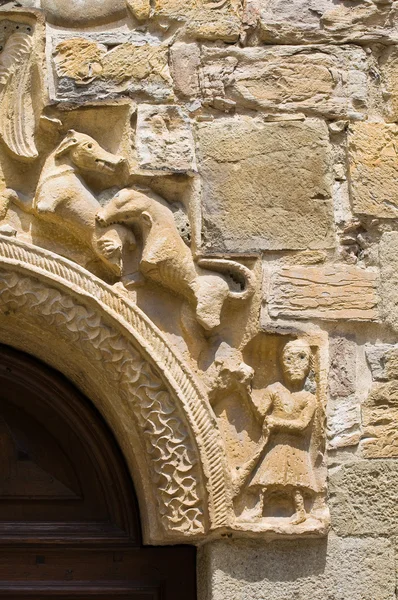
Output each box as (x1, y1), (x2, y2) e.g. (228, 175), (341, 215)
(55, 130), (125, 174)
(96, 188), (150, 226)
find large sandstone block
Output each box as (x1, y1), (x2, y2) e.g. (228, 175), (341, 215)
(349, 122), (398, 218)
(200, 45), (368, 119)
(198, 536), (395, 600)
(255, 0), (398, 44)
(268, 265), (378, 321)
(196, 118), (335, 252)
(329, 460), (398, 535)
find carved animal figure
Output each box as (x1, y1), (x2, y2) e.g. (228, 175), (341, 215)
(13, 130), (134, 276)
(96, 187), (255, 330)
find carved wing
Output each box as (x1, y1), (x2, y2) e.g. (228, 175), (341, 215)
(0, 32), (38, 160)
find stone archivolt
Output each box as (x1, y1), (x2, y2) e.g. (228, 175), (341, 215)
(0, 236), (228, 543)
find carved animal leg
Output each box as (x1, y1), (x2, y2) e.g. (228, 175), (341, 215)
(290, 489), (307, 525)
(180, 301), (208, 362)
(194, 275), (230, 330)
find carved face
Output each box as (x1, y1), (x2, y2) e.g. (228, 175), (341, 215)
(282, 340), (311, 384)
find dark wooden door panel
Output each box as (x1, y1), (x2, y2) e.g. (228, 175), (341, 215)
(0, 346), (197, 600)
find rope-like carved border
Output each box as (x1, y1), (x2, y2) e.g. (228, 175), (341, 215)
(0, 236), (228, 529)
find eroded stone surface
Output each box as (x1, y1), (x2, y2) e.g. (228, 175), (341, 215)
(197, 117), (335, 252)
(329, 337), (356, 398)
(136, 105), (196, 173)
(327, 395), (361, 450)
(349, 122), (398, 218)
(52, 34), (173, 103)
(268, 265), (378, 321)
(198, 536), (395, 600)
(365, 343), (396, 381)
(362, 380), (398, 458)
(200, 45), (368, 119)
(380, 232), (398, 332)
(256, 0), (398, 45)
(170, 42), (200, 99)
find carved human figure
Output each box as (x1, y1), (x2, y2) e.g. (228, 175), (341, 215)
(96, 187), (255, 330)
(12, 130), (135, 276)
(235, 339), (317, 524)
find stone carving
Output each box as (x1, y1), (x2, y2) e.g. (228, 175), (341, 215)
(234, 340), (319, 525)
(210, 334), (329, 535)
(96, 187), (256, 330)
(0, 18), (39, 160)
(12, 130), (135, 276)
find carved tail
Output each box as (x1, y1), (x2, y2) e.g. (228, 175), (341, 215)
(196, 258), (256, 301)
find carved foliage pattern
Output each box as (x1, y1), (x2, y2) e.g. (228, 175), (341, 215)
(0, 269), (205, 535)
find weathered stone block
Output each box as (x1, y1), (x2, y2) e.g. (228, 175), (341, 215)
(200, 45), (368, 119)
(268, 265), (378, 321)
(198, 536), (395, 600)
(365, 343), (396, 381)
(379, 232), (398, 332)
(196, 117), (335, 252)
(329, 336), (356, 397)
(329, 459), (398, 535)
(170, 42), (200, 99)
(362, 380), (398, 458)
(52, 33), (173, 103)
(255, 0), (398, 44)
(153, 0), (242, 41)
(136, 105), (196, 174)
(349, 122), (398, 218)
(327, 395), (361, 450)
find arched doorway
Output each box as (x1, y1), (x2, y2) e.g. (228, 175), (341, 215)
(0, 345), (196, 599)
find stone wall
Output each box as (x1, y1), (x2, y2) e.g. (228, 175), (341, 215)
(0, 0), (398, 597)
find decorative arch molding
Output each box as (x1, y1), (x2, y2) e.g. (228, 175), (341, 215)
(0, 236), (228, 544)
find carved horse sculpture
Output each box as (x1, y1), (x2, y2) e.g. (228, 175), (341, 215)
(96, 187), (256, 330)
(12, 130), (134, 276)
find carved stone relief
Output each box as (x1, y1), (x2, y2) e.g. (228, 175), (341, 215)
(0, 1), (360, 546)
(209, 332), (329, 535)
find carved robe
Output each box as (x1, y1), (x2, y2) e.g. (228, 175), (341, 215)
(248, 382), (317, 492)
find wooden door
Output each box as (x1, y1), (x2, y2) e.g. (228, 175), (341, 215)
(0, 345), (196, 599)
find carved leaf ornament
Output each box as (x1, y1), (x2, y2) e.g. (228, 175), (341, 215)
(0, 26), (38, 160)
